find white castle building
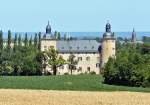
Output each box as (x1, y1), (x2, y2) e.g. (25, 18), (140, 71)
(41, 21), (116, 75)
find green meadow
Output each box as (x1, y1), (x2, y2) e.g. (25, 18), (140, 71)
(0, 75), (149, 92)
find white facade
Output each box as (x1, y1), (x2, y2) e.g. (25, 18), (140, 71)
(58, 53), (100, 75)
(41, 39), (101, 75)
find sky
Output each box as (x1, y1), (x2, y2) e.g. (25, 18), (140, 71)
(0, 0), (150, 32)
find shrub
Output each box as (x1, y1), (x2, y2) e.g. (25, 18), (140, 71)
(90, 71), (96, 75)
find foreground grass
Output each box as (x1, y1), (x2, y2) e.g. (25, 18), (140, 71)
(0, 89), (150, 105)
(0, 75), (150, 92)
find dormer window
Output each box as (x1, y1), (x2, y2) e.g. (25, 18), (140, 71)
(44, 46), (47, 48)
(50, 46), (54, 49)
(69, 46), (72, 49)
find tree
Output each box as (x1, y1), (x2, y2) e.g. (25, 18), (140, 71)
(58, 32), (61, 40)
(13, 33), (18, 52)
(103, 57), (116, 84)
(67, 54), (78, 75)
(34, 33), (38, 48)
(64, 33), (67, 40)
(45, 48), (66, 75)
(18, 34), (22, 46)
(54, 31), (58, 39)
(7, 30), (11, 49)
(36, 52), (47, 75)
(103, 43), (150, 87)
(24, 33), (28, 47)
(0, 30), (3, 50)
(29, 35), (32, 46)
(38, 32), (41, 51)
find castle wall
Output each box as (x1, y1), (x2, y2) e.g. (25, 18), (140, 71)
(58, 53), (100, 75)
(41, 39), (57, 51)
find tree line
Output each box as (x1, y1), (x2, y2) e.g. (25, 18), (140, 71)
(0, 30), (79, 76)
(0, 30), (43, 76)
(103, 42), (150, 87)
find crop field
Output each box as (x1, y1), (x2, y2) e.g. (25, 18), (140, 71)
(0, 89), (150, 105)
(0, 75), (150, 92)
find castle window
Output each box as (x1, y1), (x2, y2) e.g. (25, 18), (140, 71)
(77, 47), (80, 49)
(92, 46), (94, 49)
(87, 67), (91, 72)
(78, 57), (82, 61)
(112, 54), (115, 57)
(69, 46), (72, 49)
(50, 46), (54, 49)
(93, 52), (96, 54)
(86, 57), (90, 61)
(61, 47), (64, 49)
(96, 63), (100, 68)
(78, 67), (82, 72)
(59, 66), (64, 70)
(84, 46), (87, 49)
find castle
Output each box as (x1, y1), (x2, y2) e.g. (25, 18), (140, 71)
(41, 21), (116, 75)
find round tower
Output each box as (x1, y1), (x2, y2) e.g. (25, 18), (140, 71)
(101, 21), (116, 67)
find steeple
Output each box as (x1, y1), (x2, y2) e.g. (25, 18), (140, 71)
(131, 28), (136, 43)
(46, 21), (51, 34)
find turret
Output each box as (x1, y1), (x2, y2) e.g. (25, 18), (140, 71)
(101, 21), (116, 67)
(46, 21), (51, 34)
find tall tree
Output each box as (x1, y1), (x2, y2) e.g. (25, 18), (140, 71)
(38, 32), (41, 51)
(29, 35), (32, 46)
(34, 33), (38, 48)
(64, 33), (67, 40)
(58, 32), (61, 40)
(54, 31), (58, 39)
(67, 54), (78, 75)
(24, 33), (28, 47)
(18, 34), (22, 47)
(13, 33), (18, 52)
(0, 30), (3, 50)
(45, 48), (66, 75)
(7, 30), (11, 49)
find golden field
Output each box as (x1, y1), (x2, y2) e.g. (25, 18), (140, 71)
(0, 89), (150, 105)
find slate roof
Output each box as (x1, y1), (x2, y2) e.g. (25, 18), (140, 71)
(56, 40), (101, 53)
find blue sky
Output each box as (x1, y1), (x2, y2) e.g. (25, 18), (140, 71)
(0, 0), (150, 32)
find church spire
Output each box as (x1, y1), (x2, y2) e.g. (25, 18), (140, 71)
(131, 28), (136, 43)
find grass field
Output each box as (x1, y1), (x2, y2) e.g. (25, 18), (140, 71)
(0, 75), (150, 92)
(0, 89), (150, 105)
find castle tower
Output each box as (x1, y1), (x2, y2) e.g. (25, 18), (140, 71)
(46, 21), (51, 34)
(41, 21), (57, 51)
(131, 28), (136, 43)
(101, 21), (116, 67)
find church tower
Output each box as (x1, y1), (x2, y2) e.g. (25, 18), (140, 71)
(131, 28), (136, 43)
(101, 21), (116, 67)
